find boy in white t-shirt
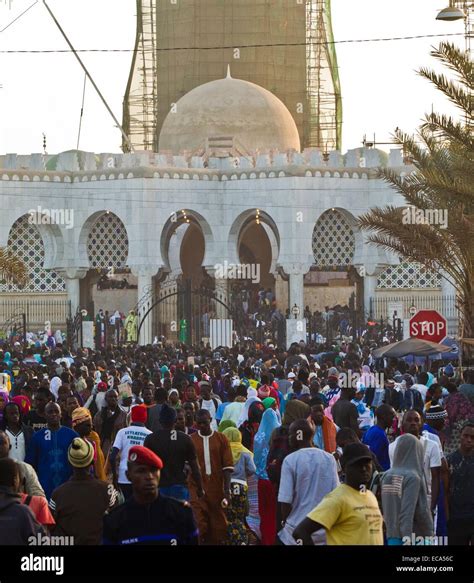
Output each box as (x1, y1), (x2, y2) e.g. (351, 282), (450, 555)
(109, 405), (152, 500)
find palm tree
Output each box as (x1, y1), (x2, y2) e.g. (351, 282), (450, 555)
(0, 247), (29, 287)
(358, 42), (474, 341)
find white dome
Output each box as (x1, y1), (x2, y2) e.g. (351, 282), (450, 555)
(158, 70), (300, 155)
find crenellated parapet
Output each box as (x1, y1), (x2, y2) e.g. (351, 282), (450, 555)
(0, 147), (411, 183)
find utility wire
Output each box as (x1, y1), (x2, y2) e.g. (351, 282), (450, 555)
(0, 0), (38, 33)
(0, 32), (465, 53)
(76, 73), (87, 151)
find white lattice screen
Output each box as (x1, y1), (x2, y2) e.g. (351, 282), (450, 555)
(312, 209), (355, 267)
(377, 262), (441, 289)
(87, 213), (129, 269)
(0, 215), (65, 293)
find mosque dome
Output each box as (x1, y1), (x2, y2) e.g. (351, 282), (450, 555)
(158, 68), (301, 155)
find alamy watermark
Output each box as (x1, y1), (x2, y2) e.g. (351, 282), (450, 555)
(21, 554), (64, 576)
(338, 370), (385, 389)
(28, 533), (74, 546)
(28, 206), (74, 229)
(402, 206), (448, 229)
(402, 534), (448, 546)
(214, 260), (260, 284)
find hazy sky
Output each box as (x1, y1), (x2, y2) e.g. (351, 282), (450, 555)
(0, 0), (466, 155)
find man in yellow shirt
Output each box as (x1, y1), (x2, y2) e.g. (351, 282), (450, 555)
(292, 443), (383, 545)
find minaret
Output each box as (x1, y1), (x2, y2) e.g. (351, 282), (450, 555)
(123, 0), (342, 153)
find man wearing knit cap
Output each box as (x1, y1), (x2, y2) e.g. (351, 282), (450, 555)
(49, 438), (117, 545)
(144, 404), (203, 501)
(422, 405), (448, 534)
(103, 445), (198, 545)
(109, 405), (152, 500)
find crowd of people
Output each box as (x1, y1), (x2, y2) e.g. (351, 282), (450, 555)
(0, 338), (473, 546)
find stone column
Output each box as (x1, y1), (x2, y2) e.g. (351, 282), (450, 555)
(274, 272), (288, 312)
(58, 268), (88, 317)
(131, 266), (159, 345)
(280, 263), (311, 347)
(354, 265), (385, 321)
(281, 262), (311, 316)
(215, 278), (230, 319)
(205, 266), (231, 319)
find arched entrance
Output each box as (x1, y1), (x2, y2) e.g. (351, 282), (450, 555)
(79, 211), (133, 346)
(229, 209), (281, 344)
(147, 210), (234, 345)
(308, 208), (362, 341)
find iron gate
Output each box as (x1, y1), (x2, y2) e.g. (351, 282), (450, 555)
(137, 278), (236, 345)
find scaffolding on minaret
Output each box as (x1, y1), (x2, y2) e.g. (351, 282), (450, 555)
(122, 0), (342, 153)
(122, 0), (158, 151)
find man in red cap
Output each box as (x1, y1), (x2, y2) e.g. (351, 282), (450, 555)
(103, 445), (198, 545)
(109, 405), (152, 500)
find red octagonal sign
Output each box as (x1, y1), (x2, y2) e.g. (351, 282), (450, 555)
(409, 310), (447, 344)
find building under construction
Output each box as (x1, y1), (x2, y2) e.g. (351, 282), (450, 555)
(122, 0), (342, 153)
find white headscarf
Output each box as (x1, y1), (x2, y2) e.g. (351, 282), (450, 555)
(50, 376), (62, 399)
(237, 396), (261, 427)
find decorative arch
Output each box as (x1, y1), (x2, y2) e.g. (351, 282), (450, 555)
(160, 209), (215, 271)
(228, 209), (280, 267)
(312, 208), (356, 268)
(78, 211), (129, 270)
(0, 215), (65, 293)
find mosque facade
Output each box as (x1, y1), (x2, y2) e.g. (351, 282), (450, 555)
(0, 73), (455, 344)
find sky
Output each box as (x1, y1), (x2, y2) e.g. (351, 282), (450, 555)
(0, 0), (466, 155)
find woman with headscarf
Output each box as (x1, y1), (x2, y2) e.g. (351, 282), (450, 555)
(253, 408), (281, 545)
(266, 399), (311, 536)
(267, 400), (311, 487)
(360, 364), (377, 390)
(49, 376), (62, 400)
(218, 419), (237, 433)
(71, 407), (107, 481)
(3, 352), (12, 369)
(168, 388), (181, 409)
(240, 401), (265, 450)
(381, 433), (434, 545)
(222, 426), (256, 545)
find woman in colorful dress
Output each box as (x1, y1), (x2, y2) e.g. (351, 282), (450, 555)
(222, 426), (256, 545)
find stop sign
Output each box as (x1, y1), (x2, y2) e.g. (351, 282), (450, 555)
(409, 310), (447, 344)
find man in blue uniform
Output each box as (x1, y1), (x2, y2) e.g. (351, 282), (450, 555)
(103, 445), (199, 545)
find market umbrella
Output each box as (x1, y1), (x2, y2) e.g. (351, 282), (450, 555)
(372, 337), (453, 359)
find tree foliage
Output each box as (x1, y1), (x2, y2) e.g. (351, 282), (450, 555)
(358, 42), (474, 337)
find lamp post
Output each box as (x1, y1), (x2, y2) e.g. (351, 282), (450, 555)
(436, 1), (473, 53)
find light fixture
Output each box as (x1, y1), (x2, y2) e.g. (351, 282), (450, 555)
(436, 2), (465, 21)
